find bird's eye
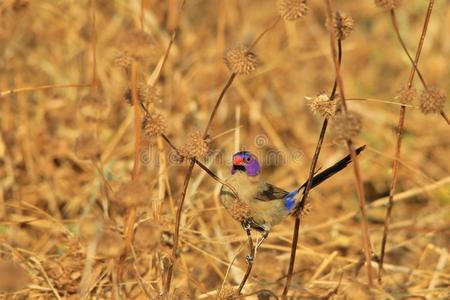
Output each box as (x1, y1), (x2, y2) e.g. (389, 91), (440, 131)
(245, 156), (251, 162)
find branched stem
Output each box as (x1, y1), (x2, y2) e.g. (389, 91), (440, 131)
(324, 0), (373, 286)
(282, 39), (342, 297)
(378, 1), (434, 282)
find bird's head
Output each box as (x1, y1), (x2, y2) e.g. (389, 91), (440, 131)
(231, 151), (261, 177)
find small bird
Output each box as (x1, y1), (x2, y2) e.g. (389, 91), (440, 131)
(219, 146), (365, 255)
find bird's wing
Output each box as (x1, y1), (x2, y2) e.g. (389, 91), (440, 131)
(255, 183), (289, 201)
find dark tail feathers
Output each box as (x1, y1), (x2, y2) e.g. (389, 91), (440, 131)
(292, 145), (365, 213)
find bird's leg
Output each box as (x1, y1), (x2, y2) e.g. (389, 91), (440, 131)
(253, 230), (269, 260)
(241, 219), (255, 265)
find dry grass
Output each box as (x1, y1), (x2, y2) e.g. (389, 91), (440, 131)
(0, 0), (449, 299)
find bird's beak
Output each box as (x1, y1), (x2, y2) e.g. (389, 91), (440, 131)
(233, 156), (244, 165)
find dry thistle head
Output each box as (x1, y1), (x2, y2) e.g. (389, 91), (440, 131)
(142, 113), (167, 137)
(333, 111), (363, 141)
(134, 220), (161, 250)
(123, 82), (160, 109)
(179, 131), (210, 159)
(224, 46), (257, 75)
(305, 93), (337, 118)
(78, 91), (110, 121)
(113, 180), (151, 208)
(0, 260), (31, 293)
(326, 11), (354, 40)
(374, 0), (402, 9)
(226, 200), (251, 223)
(395, 85), (416, 105)
(74, 133), (101, 161)
(114, 52), (132, 68)
(217, 285), (239, 300)
(96, 229), (125, 259)
(419, 87), (446, 114)
(277, 0), (308, 21)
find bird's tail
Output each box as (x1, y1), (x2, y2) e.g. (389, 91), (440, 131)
(291, 145), (366, 215)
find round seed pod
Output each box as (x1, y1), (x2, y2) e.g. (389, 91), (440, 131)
(333, 111), (362, 141)
(217, 285), (239, 300)
(277, 0), (308, 21)
(326, 11), (354, 40)
(224, 46), (257, 75)
(134, 220), (161, 251)
(142, 113), (167, 137)
(395, 86), (416, 105)
(96, 229), (125, 259)
(306, 94), (337, 118)
(179, 131), (210, 159)
(419, 87), (446, 114)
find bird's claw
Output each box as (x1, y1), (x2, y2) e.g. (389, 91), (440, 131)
(245, 254), (254, 265)
(242, 218), (253, 231)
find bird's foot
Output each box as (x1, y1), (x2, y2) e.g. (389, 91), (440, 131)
(245, 254), (254, 265)
(242, 218), (253, 231)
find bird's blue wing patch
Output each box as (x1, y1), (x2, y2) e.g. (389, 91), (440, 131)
(284, 191), (298, 211)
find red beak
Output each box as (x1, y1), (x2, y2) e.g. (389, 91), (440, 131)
(233, 156), (244, 165)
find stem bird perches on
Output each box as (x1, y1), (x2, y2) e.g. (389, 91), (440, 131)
(164, 16), (281, 294)
(324, 0), (374, 286)
(378, 1), (435, 282)
(282, 40), (342, 297)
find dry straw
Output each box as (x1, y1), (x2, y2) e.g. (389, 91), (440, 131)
(224, 46), (258, 75)
(419, 86), (446, 114)
(277, 0), (308, 21)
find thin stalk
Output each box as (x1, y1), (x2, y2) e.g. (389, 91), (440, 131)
(378, 1), (434, 282)
(282, 39), (342, 297)
(90, 0), (97, 89)
(324, 0), (373, 285)
(0, 83), (90, 96)
(237, 229), (254, 293)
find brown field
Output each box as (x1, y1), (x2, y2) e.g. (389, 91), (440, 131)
(0, 0), (449, 299)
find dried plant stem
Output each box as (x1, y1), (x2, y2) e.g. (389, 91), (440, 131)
(324, 0), (373, 286)
(140, 0), (144, 31)
(116, 62), (142, 288)
(378, 1), (434, 282)
(237, 229), (254, 293)
(249, 16), (281, 50)
(0, 83), (90, 96)
(90, 0), (97, 88)
(282, 39), (342, 297)
(164, 73), (236, 293)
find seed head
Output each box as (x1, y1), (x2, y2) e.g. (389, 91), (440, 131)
(0, 260), (30, 293)
(333, 111), (362, 141)
(226, 200), (251, 223)
(306, 93), (337, 118)
(74, 133), (101, 161)
(224, 46), (257, 75)
(123, 83), (160, 109)
(326, 11), (354, 40)
(217, 285), (239, 300)
(419, 87), (446, 114)
(374, 0), (402, 9)
(142, 113), (167, 137)
(395, 85), (416, 105)
(114, 181), (151, 208)
(277, 0), (308, 21)
(179, 131), (210, 159)
(78, 92), (110, 121)
(114, 52), (132, 68)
